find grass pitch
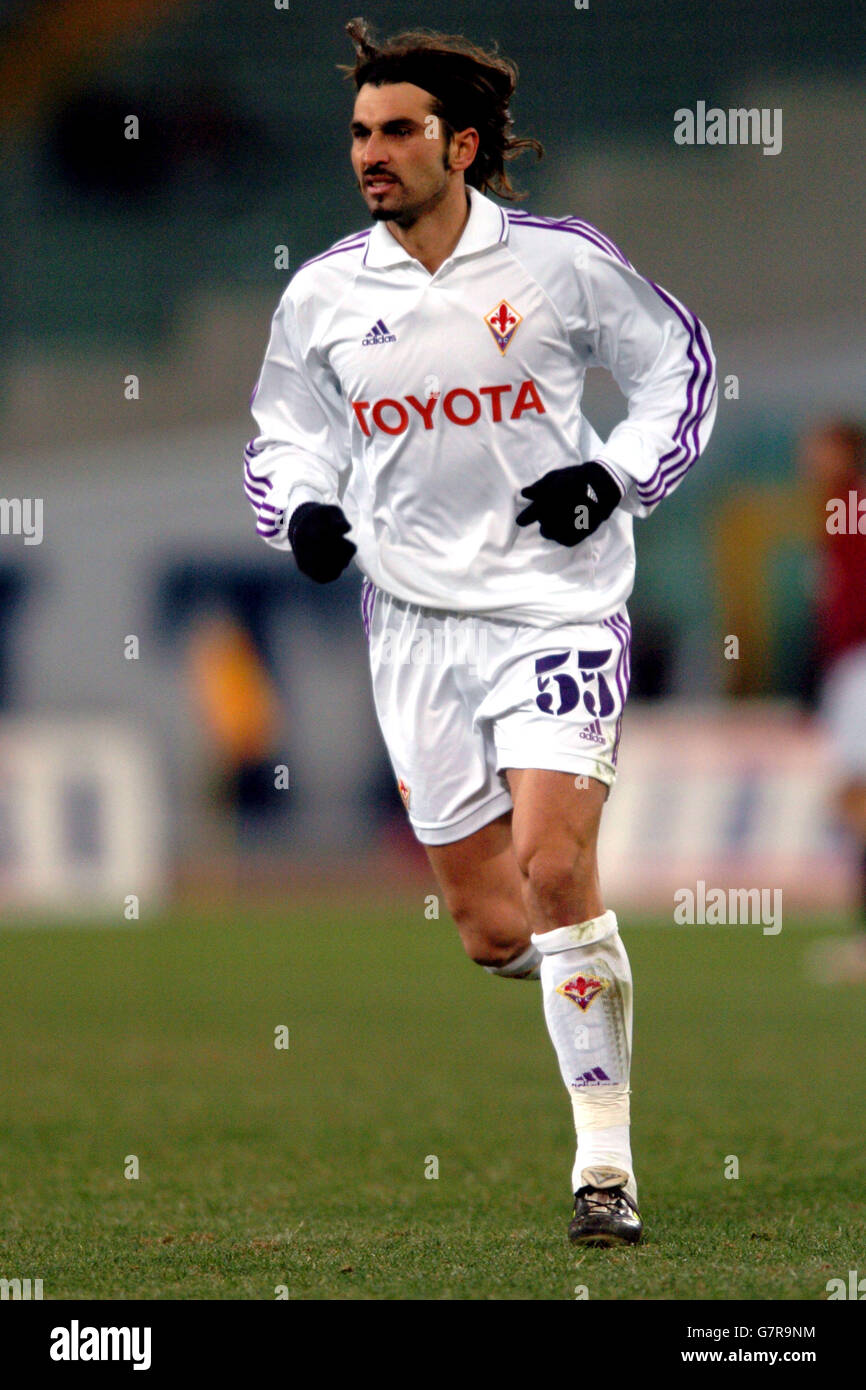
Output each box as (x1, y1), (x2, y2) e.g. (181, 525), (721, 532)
(0, 900), (863, 1300)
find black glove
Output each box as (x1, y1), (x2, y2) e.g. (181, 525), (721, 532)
(516, 460), (623, 547)
(287, 501), (356, 583)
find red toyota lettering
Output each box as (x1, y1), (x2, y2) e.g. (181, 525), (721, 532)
(405, 394), (439, 430)
(443, 388), (481, 426)
(478, 384), (512, 422)
(511, 378), (545, 419)
(351, 400), (371, 435)
(372, 399), (410, 434)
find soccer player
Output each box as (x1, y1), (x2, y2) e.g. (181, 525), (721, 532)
(244, 18), (717, 1246)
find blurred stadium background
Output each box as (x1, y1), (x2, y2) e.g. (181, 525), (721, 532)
(0, 0), (863, 916)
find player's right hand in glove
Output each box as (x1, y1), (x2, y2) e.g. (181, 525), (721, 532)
(287, 501), (357, 583)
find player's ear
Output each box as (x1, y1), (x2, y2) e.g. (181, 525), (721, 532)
(450, 126), (480, 174)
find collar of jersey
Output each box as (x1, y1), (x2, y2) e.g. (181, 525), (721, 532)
(362, 185), (509, 269)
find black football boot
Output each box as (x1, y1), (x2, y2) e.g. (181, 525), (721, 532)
(568, 1184), (643, 1247)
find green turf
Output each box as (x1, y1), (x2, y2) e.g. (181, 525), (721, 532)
(0, 903), (863, 1300)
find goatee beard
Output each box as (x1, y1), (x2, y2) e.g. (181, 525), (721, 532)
(371, 205), (418, 228)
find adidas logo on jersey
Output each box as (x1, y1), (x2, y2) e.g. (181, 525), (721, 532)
(362, 319), (397, 346)
(578, 718), (605, 745)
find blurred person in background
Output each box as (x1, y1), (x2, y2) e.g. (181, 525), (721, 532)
(801, 421), (866, 981)
(186, 610), (286, 880)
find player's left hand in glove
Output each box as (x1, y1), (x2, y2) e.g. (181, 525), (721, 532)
(287, 501), (357, 583)
(516, 460), (623, 547)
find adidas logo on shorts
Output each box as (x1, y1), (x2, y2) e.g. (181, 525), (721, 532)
(578, 718), (605, 745)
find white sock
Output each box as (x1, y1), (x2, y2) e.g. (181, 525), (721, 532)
(531, 910), (637, 1204)
(483, 941), (541, 981)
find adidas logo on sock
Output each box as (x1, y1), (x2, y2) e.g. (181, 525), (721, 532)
(578, 718), (605, 745)
(362, 319), (397, 346)
(571, 1067), (611, 1089)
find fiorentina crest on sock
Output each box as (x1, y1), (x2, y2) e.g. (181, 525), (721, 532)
(555, 972), (609, 1011)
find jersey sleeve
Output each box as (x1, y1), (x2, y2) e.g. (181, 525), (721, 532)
(243, 287), (350, 551)
(575, 240), (717, 519)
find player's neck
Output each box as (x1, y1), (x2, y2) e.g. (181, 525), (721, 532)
(384, 184), (471, 275)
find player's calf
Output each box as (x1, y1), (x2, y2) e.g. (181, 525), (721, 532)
(443, 889), (540, 978)
(424, 814), (541, 980)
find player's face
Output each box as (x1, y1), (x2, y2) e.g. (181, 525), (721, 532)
(350, 83), (454, 227)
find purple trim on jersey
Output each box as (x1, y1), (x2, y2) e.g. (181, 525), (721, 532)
(360, 577), (377, 639)
(243, 444), (272, 504)
(639, 378), (717, 508)
(508, 212), (714, 508)
(244, 440), (267, 462)
(254, 505), (284, 537)
(635, 283), (715, 506)
(362, 230), (391, 267)
(506, 212), (632, 267)
(244, 440), (287, 535)
(244, 474), (269, 502)
(299, 232), (370, 274)
(244, 483), (267, 508)
(507, 216), (619, 265)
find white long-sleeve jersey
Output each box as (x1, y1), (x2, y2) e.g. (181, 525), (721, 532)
(244, 186), (717, 627)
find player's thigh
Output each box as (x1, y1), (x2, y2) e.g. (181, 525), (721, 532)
(506, 768), (608, 876)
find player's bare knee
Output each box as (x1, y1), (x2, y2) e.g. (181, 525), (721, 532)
(521, 845), (587, 911)
(514, 822), (594, 872)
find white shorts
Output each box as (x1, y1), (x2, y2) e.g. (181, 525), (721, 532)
(361, 580), (632, 845)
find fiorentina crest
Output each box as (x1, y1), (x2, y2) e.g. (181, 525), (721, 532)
(555, 972), (608, 1011)
(484, 299), (522, 354)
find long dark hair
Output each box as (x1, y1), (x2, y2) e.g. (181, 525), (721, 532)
(340, 17), (544, 201)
